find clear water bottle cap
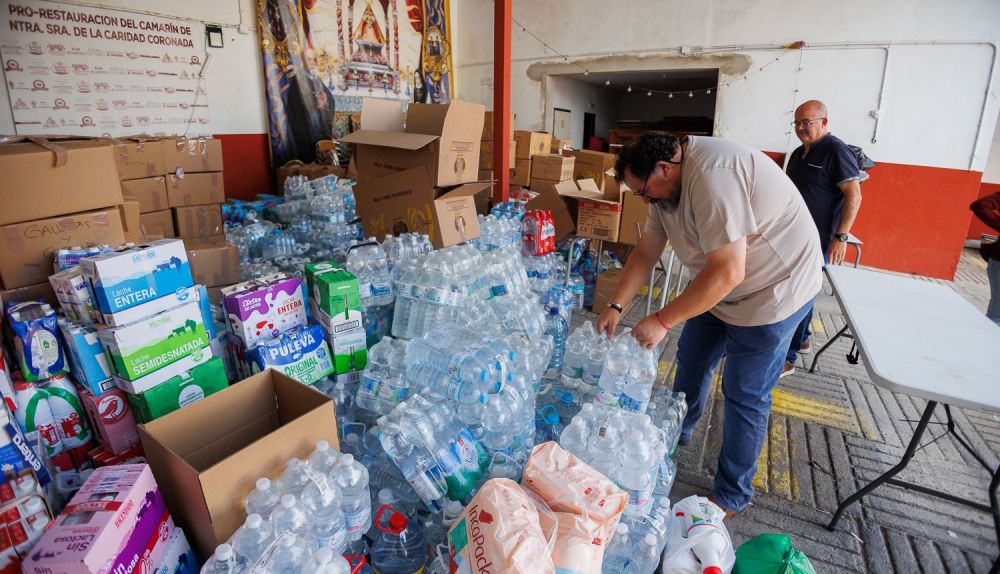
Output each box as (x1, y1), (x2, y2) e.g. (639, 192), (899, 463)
(214, 544), (234, 561)
(246, 513), (263, 529)
(256, 477), (271, 491)
(315, 440), (330, 453)
(280, 494), (295, 508)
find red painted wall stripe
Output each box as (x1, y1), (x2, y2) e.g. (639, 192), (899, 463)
(215, 133), (273, 202)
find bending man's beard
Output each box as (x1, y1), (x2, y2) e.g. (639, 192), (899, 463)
(651, 189), (681, 214)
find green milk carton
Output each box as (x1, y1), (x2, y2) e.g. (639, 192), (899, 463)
(98, 300), (210, 381)
(304, 262), (361, 317)
(126, 356), (228, 423)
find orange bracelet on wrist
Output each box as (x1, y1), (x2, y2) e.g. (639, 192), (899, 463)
(654, 311), (671, 331)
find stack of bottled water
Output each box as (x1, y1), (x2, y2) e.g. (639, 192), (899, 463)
(524, 252), (563, 295)
(595, 333), (659, 414)
(382, 233), (433, 276)
(356, 337), (410, 416)
(542, 307), (568, 381)
(474, 214), (521, 252)
(555, 321), (610, 398)
(601, 522), (663, 574)
(390, 244), (488, 340)
(481, 244), (530, 299)
(488, 199), (527, 220)
(347, 238), (396, 346)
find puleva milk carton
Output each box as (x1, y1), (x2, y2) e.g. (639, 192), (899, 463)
(221, 273), (307, 350)
(21, 464), (157, 574)
(247, 324), (334, 385)
(98, 300), (209, 382)
(81, 239), (193, 316)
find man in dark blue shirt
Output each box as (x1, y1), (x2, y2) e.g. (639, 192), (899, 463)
(782, 100), (862, 378)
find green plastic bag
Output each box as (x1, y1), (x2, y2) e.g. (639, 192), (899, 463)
(733, 534), (816, 574)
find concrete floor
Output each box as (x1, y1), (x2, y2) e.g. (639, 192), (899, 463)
(573, 249), (998, 573)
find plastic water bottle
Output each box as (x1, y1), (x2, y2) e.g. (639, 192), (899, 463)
(620, 343), (658, 414)
(632, 533), (661, 574)
(334, 454), (373, 541)
(245, 477), (281, 519)
(567, 268), (585, 310)
(263, 532), (312, 573)
(537, 405), (563, 443)
(601, 524), (631, 573)
(370, 505), (427, 574)
(307, 440), (341, 477)
(343, 538), (374, 574)
(301, 547), (351, 573)
(201, 543), (236, 573)
(271, 494), (308, 535)
(377, 417), (447, 512)
(595, 336), (632, 408)
(543, 307), (568, 381)
(231, 513), (275, 565)
(560, 322), (591, 388)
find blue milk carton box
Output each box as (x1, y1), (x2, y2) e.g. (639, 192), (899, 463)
(80, 239), (194, 316)
(58, 318), (115, 395)
(246, 324), (334, 385)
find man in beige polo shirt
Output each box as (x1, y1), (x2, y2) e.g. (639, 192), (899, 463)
(597, 132), (823, 516)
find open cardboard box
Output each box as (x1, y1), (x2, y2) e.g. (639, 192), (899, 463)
(138, 370), (339, 558)
(555, 178), (623, 241)
(341, 98), (485, 187)
(354, 166), (489, 248)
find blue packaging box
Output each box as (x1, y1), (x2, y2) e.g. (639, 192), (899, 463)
(80, 239), (194, 315)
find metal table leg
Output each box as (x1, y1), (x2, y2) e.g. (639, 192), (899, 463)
(809, 324), (851, 373)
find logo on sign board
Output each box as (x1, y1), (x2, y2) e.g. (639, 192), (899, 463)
(76, 81), (91, 93)
(126, 51), (139, 60)
(13, 99), (26, 110)
(53, 98), (68, 110)
(190, 55), (200, 65)
(145, 69), (158, 77)
(43, 117), (57, 128)
(30, 80), (47, 91)
(27, 42), (43, 55)
(112, 100), (127, 110)
(5, 60), (21, 72)
(96, 99), (109, 111)
(72, 63), (88, 75)
(52, 62), (68, 75)
(47, 44), (65, 55)
(120, 117), (133, 128)
(162, 53), (172, 63)
(94, 82), (109, 92)
(80, 116), (95, 128)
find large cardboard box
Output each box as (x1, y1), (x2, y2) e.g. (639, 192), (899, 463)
(617, 189), (647, 246)
(593, 268), (636, 313)
(0, 207), (126, 289)
(510, 158), (531, 186)
(122, 176), (169, 213)
(275, 163), (344, 192)
(120, 199), (142, 244)
(514, 131), (552, 159)
(354, 166), (489, 248)
(185, 240), (240, 287)
(173, 205), (224, 240)
(564, 149), (618, 197)
(550, 138), (572, 154)
(163, 138), (224, 174)
(140, 210), (176, 239)
(0, 139), (124, 226)
(482, 111), (515, 141)
(341, 98), (485, 187)
(478, 140), (516, 170)
(114, 139), (168, 180)
(530, 154), (575, 181)
(166, 172), (225, 207)
(555, 179), (621, 241)
(138, 370), (339, 557)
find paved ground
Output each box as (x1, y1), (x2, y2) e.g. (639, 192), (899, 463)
(574, 249), (998, 573)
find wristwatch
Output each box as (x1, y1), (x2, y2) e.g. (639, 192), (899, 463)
(834, 233), (850, 242)
(607, 301), (624, 313)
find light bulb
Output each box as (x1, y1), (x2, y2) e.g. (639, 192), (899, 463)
(605, 80), (610, 86)
(688, 91), (693, 98)
(668, 93), (673, 98)
(647, 91), (652, 96)
(584, 70), (590, 76)
(706, 89), (712, 94)
(627, 86), (632, 92)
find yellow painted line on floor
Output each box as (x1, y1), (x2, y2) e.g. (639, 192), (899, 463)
(770, 388), (853, 431)
(753, 419), (795, 500)
(967, 255), (988, 270)
(753, 433), (769, 493)
(810, 318), (826, 336)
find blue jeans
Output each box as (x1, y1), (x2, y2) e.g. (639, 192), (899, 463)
(989, 259), (1000, 327)
(673, 301), (812, 511)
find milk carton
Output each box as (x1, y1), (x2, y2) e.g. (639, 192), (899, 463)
(153, 529), (198, 574)
(125, 357), (228, 423)
(312, 302), (367, 382)
(81, 239), (193, 316)
(49, 267), (99, 324)
(58, 320), (115, 396)
(104, 488), (173, 574)
(53, 245), (115, 273)
(20, 464), (157, 574)
(79, 388), (140, 457)
(112, 347), (214, 395)
(5, 302), (66, 382)
(221, 273), (307, 350)
(0, 405), (50, 487)
(304, 262), (361, 318)
(95, 283), (208, 329)
(247, 324), (335, 385)
(98, 300), (209, 382)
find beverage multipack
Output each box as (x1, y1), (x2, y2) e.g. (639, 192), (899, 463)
(5, 302), (66, 382)
(304, 262), (361, 318)
(125, 356), (228, 423)
(246, 324), (335, 385)
(21, 464), (158, 574)
(94, 282), (209, 329)
(98, 299), (210, 382)
(0, 404), (50, 487)
(53, 245), (114, 273)
(312, 303), (367, 383)
(80, 239), (194, 316)
(112, 346), (213, 395)
(49, 267), (99, 324)
(221, 273), (307, 350)
(79, 388), (140, 457)
(521, 209), (556, 256)
(37, 374), (91, 450)
(58, 320), (115, 396)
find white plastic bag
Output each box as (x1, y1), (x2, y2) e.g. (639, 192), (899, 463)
(661, 496), (736, 574)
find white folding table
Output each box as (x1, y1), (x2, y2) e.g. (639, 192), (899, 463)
(821, 266), (1000, 572)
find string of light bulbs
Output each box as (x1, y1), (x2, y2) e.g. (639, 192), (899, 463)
(511, 16), (794, 97)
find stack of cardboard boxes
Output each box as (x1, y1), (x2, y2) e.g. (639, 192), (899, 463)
(341, 98), (490, 248)
(0, 139), (133, 306)
(512, 130), (551, 187)
(117, 138), (174, 239)
(164, 138), (226, 242)
(478, 111), (516, 183)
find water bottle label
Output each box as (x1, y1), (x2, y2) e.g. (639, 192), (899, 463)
(489, 284), (509, 299)
(595, 389), (622, 409)
(445, 378), (465, 402)
(622, 484), (654, 509)
(376, 380), (408, 405)
(358, 282), (373, 299)
(406, 461), (446, 502)
(289, 458), (334, 505)
(371, 281), (392, 297)
(315, 527), (347, 552)
(561, 366), (583, 379)
(251, 532), (293, 574)
(619, 393), (647, 414)
(452, 429), (482, 472)
(360, 374), (381, 400)
(345, 506), (371, 536)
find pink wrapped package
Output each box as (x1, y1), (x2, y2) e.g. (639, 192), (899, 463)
(21, 464), (158, 574)
(447, 478), (554, 574)
(521, 441), (629, 574)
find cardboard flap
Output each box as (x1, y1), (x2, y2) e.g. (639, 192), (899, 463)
(438, 181), (492, 200)
(360, 98), (404, 131)
(555, 178), (604, 201)
(405, 103), (450, 135)
(272, 372), (334, 424)
(340, 130), (437, 151)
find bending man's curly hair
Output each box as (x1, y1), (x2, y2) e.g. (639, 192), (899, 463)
(614, 132), (681, 182)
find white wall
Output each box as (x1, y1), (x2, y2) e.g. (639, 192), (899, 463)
(0, 0), (266, 135)
(546, 75), (620, 148)
(453, 0), (1000, 172)
(983, 116), (1000, 184)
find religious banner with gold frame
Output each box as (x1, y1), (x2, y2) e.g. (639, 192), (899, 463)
(257, 0), (454, 168)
